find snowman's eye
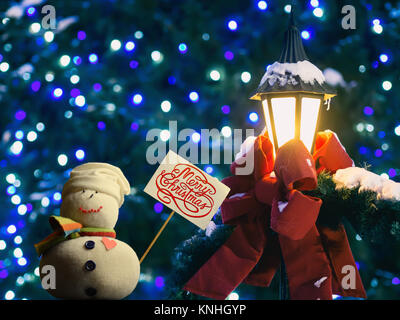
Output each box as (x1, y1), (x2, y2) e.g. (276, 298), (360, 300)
(82, 189), (85, 193)
(95, 191), (98, 194)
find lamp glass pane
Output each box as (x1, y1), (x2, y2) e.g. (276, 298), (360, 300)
(271, 97), (296, 148)
(261, 99), (275, 150)
(300, 97), (321, 152)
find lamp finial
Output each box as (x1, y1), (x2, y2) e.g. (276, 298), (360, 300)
(279, 6), (308, 63)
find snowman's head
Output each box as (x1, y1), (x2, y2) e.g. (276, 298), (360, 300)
(60, 163), (130, 229)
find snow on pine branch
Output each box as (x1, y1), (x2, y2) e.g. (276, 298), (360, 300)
(333, 167), (400, 201)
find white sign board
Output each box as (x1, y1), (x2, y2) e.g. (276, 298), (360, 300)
(144, 151), (230, 229)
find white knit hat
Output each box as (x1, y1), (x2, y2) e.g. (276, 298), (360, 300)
(62, 162), (130, 207)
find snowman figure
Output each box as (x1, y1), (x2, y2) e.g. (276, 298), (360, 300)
(35, 163), (140, 299)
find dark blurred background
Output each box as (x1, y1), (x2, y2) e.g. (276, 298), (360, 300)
(0, 0), (399, 299)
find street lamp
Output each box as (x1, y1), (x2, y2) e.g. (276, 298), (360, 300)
(250, 12), (336, 153)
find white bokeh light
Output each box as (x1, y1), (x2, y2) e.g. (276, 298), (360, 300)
(57, 154), (68, 166)
(29, 22), (41, 33)
(221, 126), (232, 138)
(241, 71), (251, 83)
(75, 95), (86, 107)
(151, 50), (163, 63)
(44, 31), (54, 42)
(70, 75), (80, 84)
(382, 81), (392, 91)
(210, 70), (221, 81)
(27, 131), (37, 142)
(161, 100), (171, 112)
(160, 130), (170, 141)
(110, 39), (122, 51)
(59, 55), (71, 67)
(0, 62), (10, 72)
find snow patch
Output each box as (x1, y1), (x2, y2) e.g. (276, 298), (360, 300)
(333, 167), (400, 201)
(314, 276), (328, 288)
(270, 171), (276, 178)
(205, 221), (217, 237)
(278, 201), (288, 213)
(259, 60), (326, 88)
(229, 193), (246, 199)
(323, 68), (346, 88)
(235, 136), (257, 161)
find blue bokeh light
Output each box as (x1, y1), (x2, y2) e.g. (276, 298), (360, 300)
(221, 105), (230, 114)
(15, 110), (26, 121)
(31, 80), (41, 92)
(301, 30), (311, 40)
(359, 146), (368, 155)
(26, 7), (36, 16)
(375, 149), (383, 158)
(389, 168), (396, 178)
(130, 122), (139, 131)
(52, 88), (63, 99)
(168, 76), (176, 85)
(155, 276), (165, 288)
(248, 112), (259, 123)
(75, 149), (86, 161)
(224, 51), (234, 60)
(88, 53), (98, 64)
(6, 186), (16, 196)
(124, 41), (136, 52)
(97, 121), (106, 131)
(77, 31), (86, 40)
(205, 165), (214, 174)
(73, 56), (82, 65)
(132, 93), (143, 105)
(379, 54), (389, 63)
(154, 202), (163, 213)
(189, 91), (199, 102)
(178, 43), (187, 53)
(363, 106), (374, 116)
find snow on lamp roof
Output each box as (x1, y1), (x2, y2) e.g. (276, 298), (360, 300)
(250, 10), (336, 101)
(258, 60), (326, 89)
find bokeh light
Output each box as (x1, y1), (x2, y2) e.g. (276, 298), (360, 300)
(257, 1), (268, 11)
(227, 20), (238, 31)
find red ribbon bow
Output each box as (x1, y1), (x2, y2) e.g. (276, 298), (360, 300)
(184, 131), (366, 300)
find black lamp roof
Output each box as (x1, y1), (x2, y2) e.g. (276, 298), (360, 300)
(250, 10), (336, 101)
(278, 11), (309, 63)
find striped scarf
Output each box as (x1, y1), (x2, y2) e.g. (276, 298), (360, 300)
(34, 215), (116, 257)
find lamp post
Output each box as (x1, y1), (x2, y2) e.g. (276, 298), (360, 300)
(250, 11), (336, 154)
(251, 10), (336, 300)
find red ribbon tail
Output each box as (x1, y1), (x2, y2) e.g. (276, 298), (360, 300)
(243, 229), (281, 287)
(280, 226), (333, 300)
(318, 224), (367, 299)
(184, 222), (266, 299)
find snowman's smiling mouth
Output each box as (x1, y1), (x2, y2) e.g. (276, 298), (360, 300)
(79, 206), (103, 214)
